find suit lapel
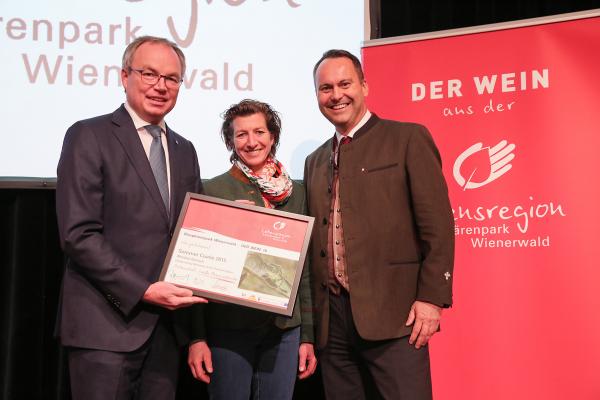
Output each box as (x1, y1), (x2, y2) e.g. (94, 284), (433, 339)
(110, 105), (170, 224)
(166, 126), (182, 229)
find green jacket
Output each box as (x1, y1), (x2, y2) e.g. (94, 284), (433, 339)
(188, 166), (315, 343)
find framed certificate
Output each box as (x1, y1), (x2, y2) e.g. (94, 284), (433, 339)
(159, 193), (315, 316)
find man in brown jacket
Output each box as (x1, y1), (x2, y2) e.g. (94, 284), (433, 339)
(303, 49), (454, 400)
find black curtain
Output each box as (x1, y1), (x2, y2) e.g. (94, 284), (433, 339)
(0, 188), (68, 399)
(377, 0), (600, 38)
(2, 1), (599, 398)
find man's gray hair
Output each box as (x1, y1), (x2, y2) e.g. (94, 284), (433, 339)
(121, 36), (186, 77)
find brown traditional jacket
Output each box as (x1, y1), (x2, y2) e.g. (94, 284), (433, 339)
(303, 114), (454, 349)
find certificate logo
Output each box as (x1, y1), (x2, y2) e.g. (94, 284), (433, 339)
(453, 139), (516, 190)
(262, 223), (291, 243)
(273, 221), (286, 231)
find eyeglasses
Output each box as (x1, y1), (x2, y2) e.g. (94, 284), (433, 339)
(129, 68), (183, 89)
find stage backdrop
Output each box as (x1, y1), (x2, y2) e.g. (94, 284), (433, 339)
(363, 10), (600, 400)
(0, 0), (365, 179)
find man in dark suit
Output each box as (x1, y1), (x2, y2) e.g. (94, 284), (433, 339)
(303, 49), (455, 400)
(56, 36), (206, 400)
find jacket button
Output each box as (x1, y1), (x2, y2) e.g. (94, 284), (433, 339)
(322, 218), (327, 225)
(320, 282), (327, 289)
(320, 250), (326, 257)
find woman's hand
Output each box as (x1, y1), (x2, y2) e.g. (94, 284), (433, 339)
(298, 342), (317, 379)
(188, 340), (213, 383)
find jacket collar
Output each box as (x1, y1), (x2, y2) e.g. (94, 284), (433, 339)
(228, 164), (251, 184)
(352, 112), (380, 141)
(330, 113), (380, 150)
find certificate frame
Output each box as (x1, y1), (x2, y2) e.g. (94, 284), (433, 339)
(159, 193), (315, 317)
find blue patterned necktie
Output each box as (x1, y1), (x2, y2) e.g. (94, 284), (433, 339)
(145, 125), (169, 214)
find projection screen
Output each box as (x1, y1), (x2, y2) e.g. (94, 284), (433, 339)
(0, 0), (365, 179)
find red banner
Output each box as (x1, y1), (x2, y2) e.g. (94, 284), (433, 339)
(363, 12), (600, 400)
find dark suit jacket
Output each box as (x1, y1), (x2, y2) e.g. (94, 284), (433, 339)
(56, 105), (202, 352)
(303, 114), (454, 349)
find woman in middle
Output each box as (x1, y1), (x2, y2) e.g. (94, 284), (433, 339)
(187, 99), (316, 400)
